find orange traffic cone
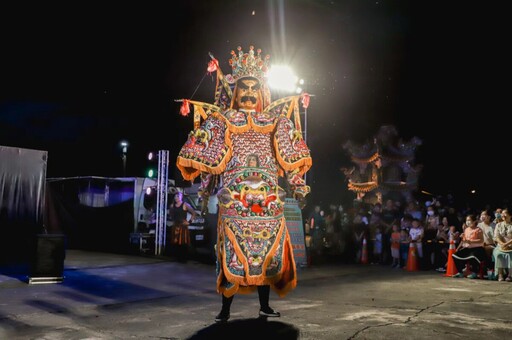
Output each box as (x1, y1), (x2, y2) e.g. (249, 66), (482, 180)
(360, 238), (368, 264)
(406, 242), (419, 271)
(444, 239), (457, 277)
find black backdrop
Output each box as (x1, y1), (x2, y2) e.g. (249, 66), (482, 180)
(45, 181), (134, 254)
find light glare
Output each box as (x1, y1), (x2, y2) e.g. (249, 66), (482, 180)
(267, 65), (298, 92)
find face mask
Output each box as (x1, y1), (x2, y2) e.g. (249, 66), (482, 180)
(427, 210), (434, 216)
(496, 213), (502, 219)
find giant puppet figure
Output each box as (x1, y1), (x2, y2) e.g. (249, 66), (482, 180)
(176, 46), (312, 322)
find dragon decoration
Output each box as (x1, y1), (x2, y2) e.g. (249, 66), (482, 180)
(341, 125), (422, 203)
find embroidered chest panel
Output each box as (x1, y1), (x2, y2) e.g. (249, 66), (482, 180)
(226, 130), (278, 175)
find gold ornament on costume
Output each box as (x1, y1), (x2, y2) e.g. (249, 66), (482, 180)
(229, 46), (270, 83)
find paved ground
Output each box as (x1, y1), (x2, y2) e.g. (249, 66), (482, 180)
(1, 250), (511, 339)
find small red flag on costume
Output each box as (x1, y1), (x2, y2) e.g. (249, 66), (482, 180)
(179, 99), (191, 116)
(207, 58), (219, 74)
(301, 93), (310, 109)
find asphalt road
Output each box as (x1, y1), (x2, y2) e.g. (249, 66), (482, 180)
(1, 250), (511, 339)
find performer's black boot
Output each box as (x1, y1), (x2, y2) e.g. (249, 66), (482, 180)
(215, 294), (233, 322)
(258, 285), (280, 317)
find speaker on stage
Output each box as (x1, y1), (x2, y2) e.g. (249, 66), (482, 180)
(28, 234), (66, 284)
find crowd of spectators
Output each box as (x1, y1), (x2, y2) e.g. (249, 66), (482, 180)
(305, 195), (512, 281)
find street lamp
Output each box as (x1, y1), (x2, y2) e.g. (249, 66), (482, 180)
(120, 140), (128, 176)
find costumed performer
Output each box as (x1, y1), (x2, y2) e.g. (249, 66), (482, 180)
(176, 45), (312, 322)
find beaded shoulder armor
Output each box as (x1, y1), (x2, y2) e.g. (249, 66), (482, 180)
(274, 116), (312, 176)
(176, 113), (231, 181)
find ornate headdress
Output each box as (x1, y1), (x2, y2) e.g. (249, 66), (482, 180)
(179, 45), (310, 130)
(228, 45), (270, 84)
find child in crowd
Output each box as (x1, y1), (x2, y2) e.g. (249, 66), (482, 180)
(448, 225), (461, 246)
(399, 228), (410, 268)
(409, 218), (424, 260)
(390, 224), (401, 268)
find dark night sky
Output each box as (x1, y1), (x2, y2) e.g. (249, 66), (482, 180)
(0, 1), (507, 208)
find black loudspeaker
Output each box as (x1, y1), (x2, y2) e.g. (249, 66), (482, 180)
(28, 234), (66, 284)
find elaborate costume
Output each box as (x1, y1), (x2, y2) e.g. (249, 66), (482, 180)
(176, 46), (312, 320)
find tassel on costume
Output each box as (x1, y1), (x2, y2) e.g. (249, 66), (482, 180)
(301, 93), (310, 109)
(180, 99), (191, 116)
(207, 58), (219, 74)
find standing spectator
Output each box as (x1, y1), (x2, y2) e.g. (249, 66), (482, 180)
(368, 203), (382, 261)
(493, 208), (512, 281)
(309, 205), (323, 232)
(409, 218), (424, 261)
(169, 192), (197, 263)
(445, 206), (462, 232)
(425, 205), (440, 230)
(423, 206), (439, 270)
(309, 205), (324, 259)
(324, 204), (341, 253)
(381, 199), (399, 264)
(400, 213), (413, 233)
(340, 212), (353, 263)
(477, 209), (496, 275)
(399, 229), (410, 268)
(373, 226), (383, 264)
(369, 203), (383, 231)
(352, 211), (368, 264)
(404, 201), (423, 221)
(390, 224), (401, 268)
(329, 203), (341, 229)
(434, 223), (450, 272)
(435, 199), (446, 217)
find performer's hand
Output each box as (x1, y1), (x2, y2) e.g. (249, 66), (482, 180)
(200, 197), (209, 216)
(296, 196), (307, 210)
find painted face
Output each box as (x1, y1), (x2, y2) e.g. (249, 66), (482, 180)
(236, 78), (261, 110)
(248, 156), (258, 167)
